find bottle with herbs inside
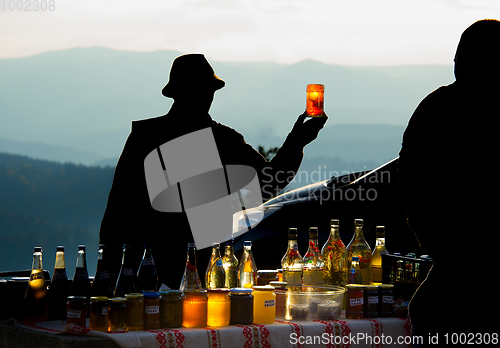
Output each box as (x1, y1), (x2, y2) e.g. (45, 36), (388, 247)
(222, 236), (238, 289)
(180, 243), (203, 292)
(205, 242), (225, 289)
(114, 244), (137, 297)
(302, 227), (324, 286)
(137, 244), (158, 292)
(71, 245), (91, 300)
(238, 241), (257, 288)
(321, 219), (349, 287)
(24, 247), (48, 323)
(48, 246), (69, 320)
(281, 228), (303, 287)
(347, 219), (372, 285)
(91, 244), (114, 298)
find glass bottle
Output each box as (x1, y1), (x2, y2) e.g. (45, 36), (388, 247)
(49, 246), (69, 320)
(71, 245), (91, 300)
(24, 246), (48, 323)
(205, 243), (225, 289)
(302, 227), (324, 286)
(321, 219), (349, 287)
(180, 243), (202, 292)
(371, 226), (388, 284)
(348, 256), (363, 284)
(281, 228), (303, 287)
(222, 236), (238, 289)
(137, 244), (158, 292)
(238, 241), (257, 288)
(114, 244), (137, 297)
(91, 244), (114, 298)
(346, 219), (372, 285)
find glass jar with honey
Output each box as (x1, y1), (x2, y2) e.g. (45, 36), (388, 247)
(160, 290), (183, 328)
(252, 285), (276, 324)
(125, 293), (144, 331)
(182, 291), (207, 328)
(143, 291), (160, 329)
(207, 288), (230, 327)
(109, 297), (127, 331)
(229, 287), (253, 325)
(89, 296), (109, 331)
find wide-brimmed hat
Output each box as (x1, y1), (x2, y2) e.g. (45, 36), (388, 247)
(162, 53), (225, 98)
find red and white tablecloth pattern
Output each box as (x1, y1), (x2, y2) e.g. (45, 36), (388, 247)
(17, 317), (412, 348)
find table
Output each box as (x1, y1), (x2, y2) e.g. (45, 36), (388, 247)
(1, 316), (412, 348)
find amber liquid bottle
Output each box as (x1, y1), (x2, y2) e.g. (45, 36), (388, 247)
(137, 244), (158, 292)
(49, 246), (69, 320)
(114, 244), (137, 297)
(91, 244), (114, 298)
(222, 236), (238, 289)
(281, 228), (303, 287)
(371, 226), (388, 285)
(24, 247), (48, 323)
(205, 243), (225, 289)
(321, 219), (349, 286)
(71, 245), (91, 298)
(347, 219), (372, 285)
(238, 241), (257, 288)
(302, 227), (324, 286)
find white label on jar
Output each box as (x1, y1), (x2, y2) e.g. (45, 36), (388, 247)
(145, 305), (160, 314)
(264, 299), (275, 307)
(349, 297), (363, 307)
(368, 296), (379, 304)
(383, 295), (393, 304)
(67, 309), (81, 318)
(102, 307), (109, 315)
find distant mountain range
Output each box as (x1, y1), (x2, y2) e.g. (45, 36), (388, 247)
(0, 47), (454, 168)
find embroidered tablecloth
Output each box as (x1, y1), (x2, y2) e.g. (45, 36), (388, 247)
(12, 316), (412, 348)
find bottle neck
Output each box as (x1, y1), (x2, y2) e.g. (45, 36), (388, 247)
(32, 252), (43, 270)
(54, 251), (65, 269)
(354, 224), (366, 242)
(376, 237), (386, 247)
(330, 225), (341, 240)
(187, 247), (197, 268)
(287, 238), (298, 251)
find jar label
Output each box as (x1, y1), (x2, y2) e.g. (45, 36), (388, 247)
(67, 309), (81, 318)
(53, 270), (67, 279)
(97, 270), (110, 279)
(383, 295), (393, 304)
(123, 268), (134, 277)
(349, 297), (363, 307)
(145, 305), (160, 314)
(142, 258), (155, 266)
(102, 307), (109, 315)
(264, 299), (275, 307)
(368, 296), (379, 304)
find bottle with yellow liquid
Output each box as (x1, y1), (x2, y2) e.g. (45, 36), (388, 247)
(321, 219), (349, 286)
(281, 228), (303, 287)
(238, 241), (257, 288)
(347, 219), (372, 285)
(222, 236), (238, 289)
(205, 243), (225, 289)
(302, 227), (324, 286)
(371, 226), (388, 284)
(24, 247), (48, 323)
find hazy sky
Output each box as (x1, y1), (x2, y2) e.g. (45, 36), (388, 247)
(0, 0), (499, 65)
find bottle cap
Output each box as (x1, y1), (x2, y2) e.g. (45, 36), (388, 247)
(330, 219), (339, 225)
(355, 219), (363, 225)
(243, 241), (252, 246)
(78, 245), (86, 251)
(33, 246), (42, 252)
(142, 291), (160, 298)
(56, 246), (65, 252)
(230, 287), (253, 294)
(352, 256), (360, 261)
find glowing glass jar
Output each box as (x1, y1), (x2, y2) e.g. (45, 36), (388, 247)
(125, 293), (144, 331)
(207, 288), (231, 327)
(252, 285), (276, 324)
(143, 291), (160, 329)
(182, 291), (207, 328)
(89, 296), (109, 332)
(306, 84), (325, 117)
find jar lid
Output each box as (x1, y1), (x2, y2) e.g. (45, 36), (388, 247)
(67, 296), (87, 302)
(207, 288), (230, 293)
(378, 284), (394, 289)
(269, 281), (287, 289)
(160, 290), (182, 296)
(90, 296), (109, 302)
(111, 297), (126, 302)
(363, 285), (379, 290)
(346, 284), (365, 289)
(125, 293), (144, 299)
(257, 269), (278, 274)
(252, 285), (275, 291)
(183, 290), (207, 296)
(142, 291), (160, 298)
(230, 287), (253, 294)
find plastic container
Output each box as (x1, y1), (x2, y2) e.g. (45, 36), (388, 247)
(252, 285), (276, 324)
(125, 293), (144, 331)
(66, 296), (87, 327)
(143, 291), (160, 329)
(182, 291), (207, 328)
(207, 288), (231, 327)
(109, 297), (127, 331)
(89, 296), (109, 331)
(285, 285), (344, 321)
(160, 290), (183, 328)
(229, 288), (253, 325)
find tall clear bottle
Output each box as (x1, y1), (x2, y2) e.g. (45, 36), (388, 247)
(238, 241), (257, 288)
(281, 228), (303, 287)
(302, 227), (324, 286)
(91, 244), (114, 298)
(49, 246), (69, 320)
(222, 236), (238, 289)
(137, 244), (158, 292)
(71, 245), (91, 300)
(24, 247), (48, 323)
(346, 219), (372, 285)
(371, 226), (388, 284)
(180, 243), (203, 292)
(321, 219), (349, 287)
(205, 243), (225, 289)
(114, 244), (137, 297)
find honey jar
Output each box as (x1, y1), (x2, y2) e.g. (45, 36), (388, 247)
(89, 296), (109, 331)
(207, 288), (230, 327)
(252, 285), (276, 324)
(182, 291), (207, 328)
(125, 293), (144, 331)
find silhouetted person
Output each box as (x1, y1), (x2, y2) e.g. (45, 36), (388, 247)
(99, 54), (327, 289)
(398, 19), (499, 345)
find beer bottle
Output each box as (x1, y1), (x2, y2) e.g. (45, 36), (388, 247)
(24, 247), (48, 323)
(205, 243), (225, 289)
(136, 244), (158, 292)
(281, 228), (303, 287)
(91, 244), (114, 298)
(302, 227), (324, 286)
(49, 246), (69, 320)
(321, 219), (349, 286)
(346, 219), (372, 285)
(238, 241), (257, 288)
(71, 245), (91, 299)
(114, 244), (137, 297)
(222, 236), (238, 289)
(179, 243), (202, 292)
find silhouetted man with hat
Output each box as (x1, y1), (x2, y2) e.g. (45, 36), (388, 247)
(99, 53), (327, 289)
